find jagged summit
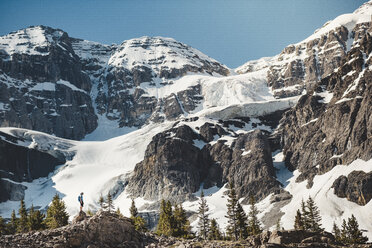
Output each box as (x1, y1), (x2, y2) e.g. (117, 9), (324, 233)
(298, 0), (371, 44)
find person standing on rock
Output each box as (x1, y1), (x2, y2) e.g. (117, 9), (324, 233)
(78, 192), (84, 212)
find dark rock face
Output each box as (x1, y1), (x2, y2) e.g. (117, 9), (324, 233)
(0, 211), (146, 248)
(0, 131), (65, 183)
(204, 129), (282, 203)
(0, 26), (97, 140)
(279, 30), (372, 187)
(0, 131), (66, 202)
(127, 125), (208, 202)
(332, 171), (372, 205)
(127, 123), (281, 203)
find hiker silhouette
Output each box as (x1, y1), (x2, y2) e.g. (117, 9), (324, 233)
(78, 192), (84, 212)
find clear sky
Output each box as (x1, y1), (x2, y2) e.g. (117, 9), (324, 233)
(0, 0), (366, 68)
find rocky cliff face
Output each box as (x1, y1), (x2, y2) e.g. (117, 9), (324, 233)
(278, 27), (372, 197)
(127, 119), (281, 204)
(0, 26), (97, 140)
(237, 2), (372, 99)
(0, 129), (73, 202)
(93, 36), (230, 127)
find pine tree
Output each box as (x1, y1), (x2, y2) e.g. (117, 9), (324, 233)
(247, 196), (261, 236)
(0, 216), (6, 235)
(7, 210), (18, 234)
(236, 202), (248, 239)
(107, 192), (114, 212)
(276, 219), (282, 231)
(44, 194), (69, 229)
(300, 199), (309, 230)
(28, 205), (45, 231)
(116, 208), (123, 218)
(17, 199), (28, 233)
(156, 199), (173, 236)
(173, 203), (190, 238)
(332, 222), (341, 243)
(209, 218), (222, 240)
(306, 196), (323, 232)
(197, 191), (210, 240)
(347, 215), (368, 244)
(86, 209), (95, 216)
(225, 183), (239, 240)
(99, 195), (105, 209)
(294, 209), (304, 230)
(130, 199), (138, 218)
(340, 219), (349, 244)
(133, 216), (148, 232)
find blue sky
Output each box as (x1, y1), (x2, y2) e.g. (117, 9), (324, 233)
(0, 0), (366, 68)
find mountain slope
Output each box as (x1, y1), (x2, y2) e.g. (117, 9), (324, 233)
(0, 1), (371, 242)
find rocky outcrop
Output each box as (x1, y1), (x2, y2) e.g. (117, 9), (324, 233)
(332, 171), (372, 205)
(144, 230), (371, 248)
(0, 131), (66, 181)
(127, 122), (281, 204)
(0, 211), (148, 248)
(0, 130), (70, 202)
(204, 129), (282, 203)
(127, 125), (208, 202)
(279, 30), (372, 187)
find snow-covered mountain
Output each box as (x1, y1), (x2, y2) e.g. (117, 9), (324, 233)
(0, 0), (371, 241)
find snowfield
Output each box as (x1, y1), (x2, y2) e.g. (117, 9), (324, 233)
(281, 158), (372, 240)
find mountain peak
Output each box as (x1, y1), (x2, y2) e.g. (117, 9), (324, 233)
(0, 25), (67, 57)
(109, 35), (229, 75)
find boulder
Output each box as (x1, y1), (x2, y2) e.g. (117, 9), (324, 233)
(0, 211), (146, 248)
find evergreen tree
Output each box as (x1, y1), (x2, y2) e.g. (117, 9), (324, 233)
(99, 195), (105, 210)
(276, 219), (283, 231)
(156, 199), (173, 236)
(44, 194), (69, 229)
(86, 209), (95, 216)
(236, 202), (248, 239)
(130, 199), (138, 218)
(17, 199), (28, 233)
(197, 191), (210, 240)
(340, 219), (349, 244)
(294, 209), (304, 230)
(300, 199), (310, 230)
(7, 210), (18, 234)
(28, 205), (45, 231)
(346, 215), (368, 244)
(133, 216), (148, 232)
(116, 208), (123, 218)
(225, 183), (239, 240)
(306, 196), (323, 232)
(332, 222), (341, 243)
(174, 203), (190, 238)
(107, 192), (114, 212)
(0, 216), (6, 235)
(128, 199), (148, 232)
(209, 218), (222, 240)
(247, 196), (261, 236)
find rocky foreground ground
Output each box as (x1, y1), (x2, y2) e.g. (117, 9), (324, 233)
(0, 211), (371, 248)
